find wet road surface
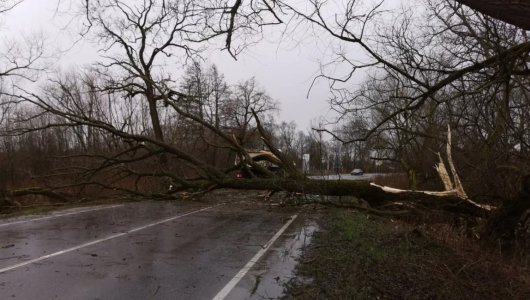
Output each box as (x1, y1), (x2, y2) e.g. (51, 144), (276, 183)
(0, 200), (315, 299)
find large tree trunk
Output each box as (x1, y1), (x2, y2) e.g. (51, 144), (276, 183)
(145, 83), (168, 166)
(214, 178), (490, 217)
(485, 175), (530, 249)
(146, 87), (164, 142)
(458, 0), (530, 30)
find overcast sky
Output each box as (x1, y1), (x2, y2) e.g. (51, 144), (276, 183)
(1, 0), (402, 130)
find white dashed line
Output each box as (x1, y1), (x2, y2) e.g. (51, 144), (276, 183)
(211, 214), (299, 300)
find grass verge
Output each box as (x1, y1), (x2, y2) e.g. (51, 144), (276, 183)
(284, 210), (530, 300)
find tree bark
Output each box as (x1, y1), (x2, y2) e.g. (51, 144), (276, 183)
(484, 175), (530, 248)
(458, 0), (530, 30)
(215, 178), (490, 217)
(146, 85), (164, 142)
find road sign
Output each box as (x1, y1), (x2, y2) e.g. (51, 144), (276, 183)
(302, 154), (310, 173)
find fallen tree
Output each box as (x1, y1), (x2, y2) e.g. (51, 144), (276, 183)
(0, 0), (528, 253)
(1, 94), (493, 220)
(217, 178), (490, 217)
(2, 87), (529, 252)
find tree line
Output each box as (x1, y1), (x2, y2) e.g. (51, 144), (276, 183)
(0, 0), (528, 248)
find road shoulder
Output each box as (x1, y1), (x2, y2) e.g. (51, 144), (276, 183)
(283, 210), (530, 299)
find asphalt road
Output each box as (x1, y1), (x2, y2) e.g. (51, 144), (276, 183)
(0, 200), (314, 299)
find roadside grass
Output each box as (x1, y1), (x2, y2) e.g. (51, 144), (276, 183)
(334, 213), (386, 262)
(284, 210), (530, 300)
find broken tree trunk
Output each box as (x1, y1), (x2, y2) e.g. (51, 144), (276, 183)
(215, 178), (491, 217)
(435, 152), (454, 191)
(435, 126), (468, 199)
(445, 126), (468, 199)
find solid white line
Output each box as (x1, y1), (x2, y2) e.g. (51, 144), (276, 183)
(0, 205), (217, 274)
(0, 204), (124, 228)
(211, 214), (299, 300)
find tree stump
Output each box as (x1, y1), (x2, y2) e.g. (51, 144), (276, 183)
(485, 175), (530, 250)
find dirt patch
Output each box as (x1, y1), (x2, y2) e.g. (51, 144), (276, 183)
(284, 210), (530, 300)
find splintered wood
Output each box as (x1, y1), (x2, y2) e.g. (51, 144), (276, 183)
(436, 126), (468, 199)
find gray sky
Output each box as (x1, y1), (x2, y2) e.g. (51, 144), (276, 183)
(1, 0), (402, 130)
(0, 0), (340, 129)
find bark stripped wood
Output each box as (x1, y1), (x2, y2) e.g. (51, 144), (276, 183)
(445, 126), (468, 199)
(435, 126), (468, 198)
(370, 183), (458, 197)
(435, 152), (454, 191)
(370, 183), (494, 212)
(370, 126), (496, 213)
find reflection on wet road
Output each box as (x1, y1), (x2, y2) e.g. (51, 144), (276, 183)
(225, 220), (317, 300)
(0, 200), (313, 299)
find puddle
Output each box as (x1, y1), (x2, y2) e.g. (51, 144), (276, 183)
(227, 219), (319, 299)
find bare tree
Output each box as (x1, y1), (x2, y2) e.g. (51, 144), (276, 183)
(223, 77), (278, 148)
(4, 0), (525, 230)
(178, 62), (232, 166)
(82, 0), (206, 143)
(275, 0), (529, 144)
(0, 0), (42, 81)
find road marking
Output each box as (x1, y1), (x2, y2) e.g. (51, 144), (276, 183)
(0, 205), (124, 228)
(212, 214), (299, 300)
(0, 205), (217, 274)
